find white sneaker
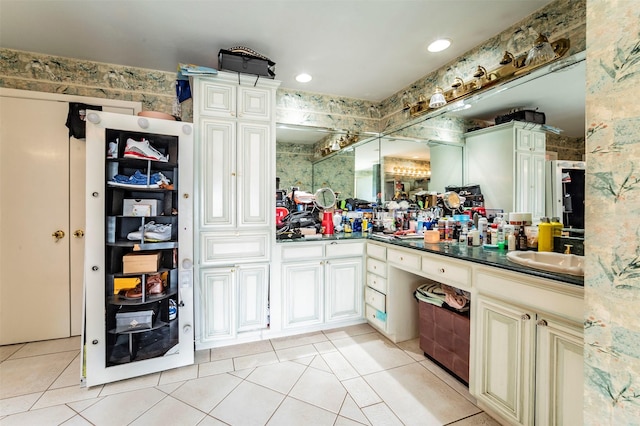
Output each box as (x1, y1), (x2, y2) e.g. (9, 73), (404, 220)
(124, 138), (168, 162)
(127, 221), (172, 241)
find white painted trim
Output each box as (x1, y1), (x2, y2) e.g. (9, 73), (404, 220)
(0, 88), (142, 113)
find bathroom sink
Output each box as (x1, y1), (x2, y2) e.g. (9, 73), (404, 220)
(506, 251), (584, 276)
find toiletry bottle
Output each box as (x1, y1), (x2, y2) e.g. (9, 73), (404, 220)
(518, 225), (527, 250)
(496, 220), (505, 249)
(478, 217), (488, 245)
(550, 217), (563, 238)
(537, 217), (553, 252)
(507, 233), (516, 250)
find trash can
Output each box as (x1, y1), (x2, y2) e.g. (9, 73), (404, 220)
(415, 283), (470, 385)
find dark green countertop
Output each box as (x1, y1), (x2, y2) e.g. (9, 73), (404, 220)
(276, 231), (583, 287)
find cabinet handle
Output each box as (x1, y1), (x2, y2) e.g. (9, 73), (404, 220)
(183, 193), (189, 199)
(521, 314), (531, 321)
(73, 229), (84, 238)
(439, 268), (445, 274)
(231, 172), (236, 177)
(92, 192), (99, 197)
(400, 256), (404, 261)
(537, 319), (548, 327)
(91, 266), (99, 271)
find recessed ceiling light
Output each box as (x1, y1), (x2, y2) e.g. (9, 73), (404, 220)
(296, 73), (312, 83)
(428, 39), (451, 53)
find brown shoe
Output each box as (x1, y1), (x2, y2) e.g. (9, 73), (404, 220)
(124, 284), (143, 299)
(146, 274), (165, 295)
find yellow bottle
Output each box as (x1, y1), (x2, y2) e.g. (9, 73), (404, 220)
(537, 217), (553, 252)
(550, 217), (563, 238)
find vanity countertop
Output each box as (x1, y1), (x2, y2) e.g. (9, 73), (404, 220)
(368, 234), (584, 287)
(276, 231), (583, 286)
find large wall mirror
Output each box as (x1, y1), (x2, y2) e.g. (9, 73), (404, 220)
(275, 51), (585, 211)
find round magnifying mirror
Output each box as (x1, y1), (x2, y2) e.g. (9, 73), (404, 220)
(314, 187), (337, 209)
(442, 191), (461, 210)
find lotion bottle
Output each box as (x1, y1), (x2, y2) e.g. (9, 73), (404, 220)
(538, 217), (553, 252)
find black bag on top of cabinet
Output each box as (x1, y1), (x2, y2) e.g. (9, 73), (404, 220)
(218, 46), (276, 79)
(495, 109), (545, 125)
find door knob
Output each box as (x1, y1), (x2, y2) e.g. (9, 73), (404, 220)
(73, 230), (85, 238)
(52, 230), (65, 241)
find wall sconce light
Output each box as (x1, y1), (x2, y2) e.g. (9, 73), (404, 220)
(330, 139), (341, 151)
(429, 87), (447, 108)
(524, 33), (556, 66)
(405, 36), (570, 117)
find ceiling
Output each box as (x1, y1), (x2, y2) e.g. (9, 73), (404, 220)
(1, 0), (554, 102)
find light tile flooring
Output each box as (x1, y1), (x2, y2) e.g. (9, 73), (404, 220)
(0, 324), (500, 425)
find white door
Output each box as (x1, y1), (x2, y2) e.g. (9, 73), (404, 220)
(0, 91), (139, 345)
(535, 317), (584, 426)
(282, 261), (323, 328)
(475, 296), (535, 426)
(0, 96), (71, 344)
(200, 268), (235, 341)
(325, 258), (363, 322)
(237, 264), (269, 332)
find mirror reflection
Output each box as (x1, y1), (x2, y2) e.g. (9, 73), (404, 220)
(275, 51), (586, 231)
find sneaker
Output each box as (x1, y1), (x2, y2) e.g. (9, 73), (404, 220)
(107, 138), (119, 159)
(123, 138), (168, 162)
(127, 221), (172, 242)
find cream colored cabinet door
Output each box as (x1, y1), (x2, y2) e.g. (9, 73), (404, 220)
(199, 119), (235, 228)
(475, 295), (535, 426)
(237, 86), (271, 121)
(535, 317), (583, 426)
(197, 80), (236, 118)
(199, 268), (235, 341)
(282, 261), (324, 328)
(237, 121), (271, 227)
(198, 120), (270, 229)
(515, 151), (546, 220)
(237, 264), (269, 332)
(325, 258), (363, 322)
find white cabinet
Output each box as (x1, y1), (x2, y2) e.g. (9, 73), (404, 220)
(199, 264), (269, 342)
(465, 122), (546, 219)
(472, 267), (583, 426)
(193, 72), (279, 348)
(84, 111), (194, 386)
(280, 241), (364, 330)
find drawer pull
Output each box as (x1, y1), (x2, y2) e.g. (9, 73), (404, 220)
(537, 319), (548, 327)
(439, 268), (445, 274)
(521, 314), (531, 321)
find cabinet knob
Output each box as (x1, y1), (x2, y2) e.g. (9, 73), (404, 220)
(537, 319), (548, 327)
(52, 230), (65, 241)
(439, 268), (445, 274)
(73, 229), (85, 238)
(231, 172), (236, 177)
(521, 314), (531, 321)
(92, 339), (98, 345)
(92, 192), (99, 197)
(183, 193), (189, 199)
(92, 266), (99, 271)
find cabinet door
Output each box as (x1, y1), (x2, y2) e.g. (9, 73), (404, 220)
(198, 80), (236, 118)
(531, 153), (546, 220)
(535, 317), (583, 426)
(200, 119), (236, 228)
(282, 261), (324, 328)
(325, 258), (363, 322)
(475, 296), (535, 426)
(200, 268), (235, 341)
(238, 86), (271, 121)
(237, 122), (271, 227)
(515, 151), (533, 214)
(237, 264), (269, 332)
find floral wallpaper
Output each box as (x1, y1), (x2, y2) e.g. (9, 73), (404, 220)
(584, 1), (640, 423)
(275, 142), (314, 192)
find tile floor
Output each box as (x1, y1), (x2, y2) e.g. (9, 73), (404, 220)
(0, 324), (500, 425)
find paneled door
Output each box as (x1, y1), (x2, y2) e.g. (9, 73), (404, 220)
(0, 90), (139, 344)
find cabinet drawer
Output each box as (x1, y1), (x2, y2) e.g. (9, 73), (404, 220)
(367, 243), (387, 260)
(365, 303), (387, 331)
(387, 249), (421, 271)
(326, 241), (364, 258)
(367, 258), (387, 278)
(366, 272), (387, 294)
(201, 233), (269, 265)
(365, 286), (386, 313)
(281, 244), (323, 261)
(421, 257), (471, 289)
